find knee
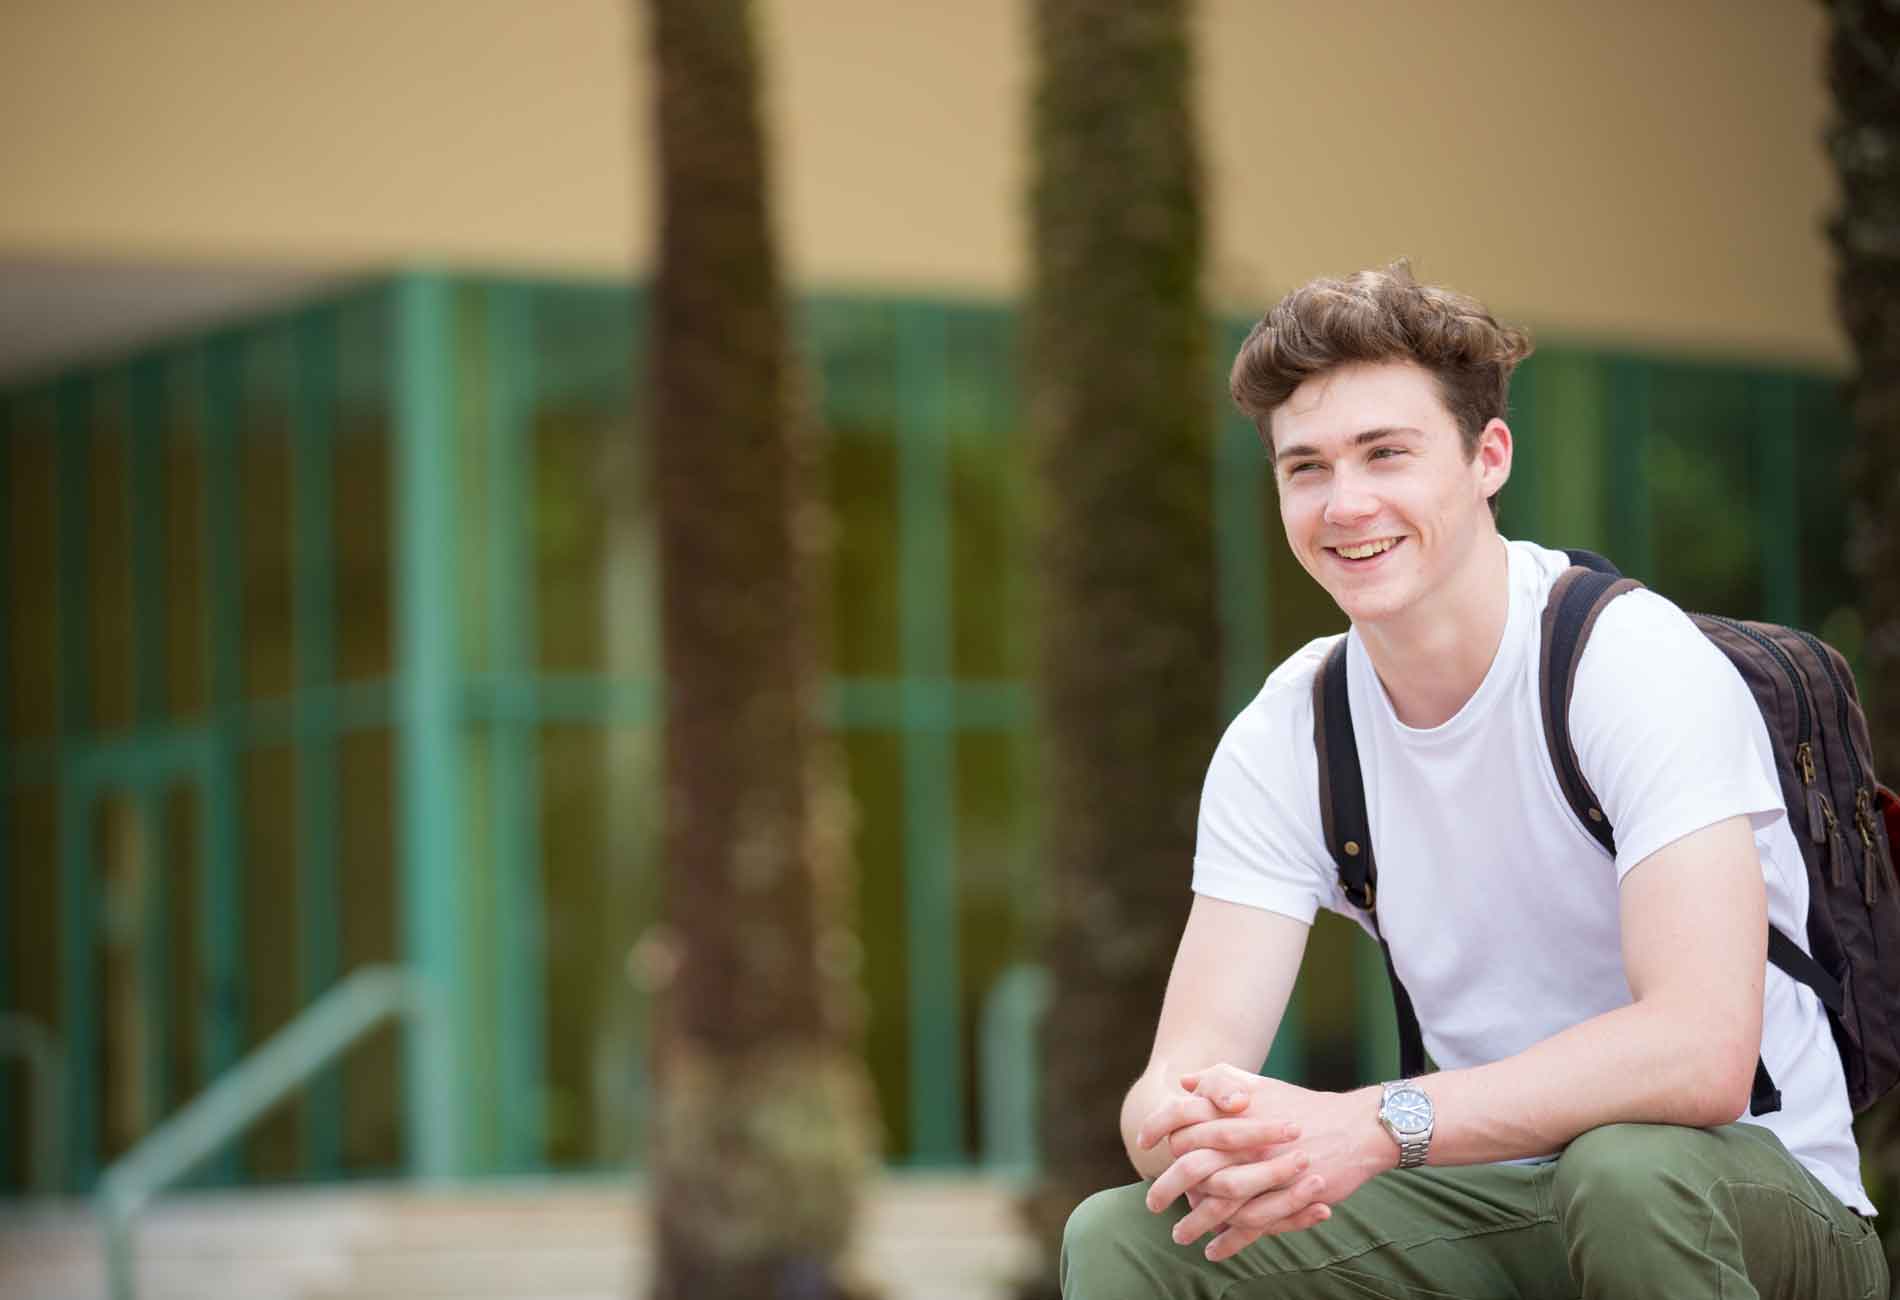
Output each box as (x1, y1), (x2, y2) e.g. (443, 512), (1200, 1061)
(1553, 1123), (1705, 1213)
(1060, 1184), (1155, 1297)
(1553, 1124), (1718, 1274)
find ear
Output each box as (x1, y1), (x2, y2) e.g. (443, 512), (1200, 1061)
(1475, 419), (1512, 498)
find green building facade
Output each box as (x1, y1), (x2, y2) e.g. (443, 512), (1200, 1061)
(0, 271), (1863, 1195)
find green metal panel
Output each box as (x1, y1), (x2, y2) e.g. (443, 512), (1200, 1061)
(1212, 322), (1303, 1082)
(394, 273), (473, 1178)
(128, 360), (167, 723)
(201, 333), (247, 1183)
(69, 731), (215, 790)
(826, 678), (1028, 733)
(58, 782), (95, 1191)
(54, 378), (98, 1189)
(1756, 373), (1800, 626)
(1605, 357), (1655, 581)
(1215, 325), (1271, 716)
(1500, 356), (1543, 544)
(55, 378), (92, 739)
(0, 396), (11, 1186)
(1533, 353), (1607, 552)
(292, 307), (345, 1178)
(128, 359), (173, 1124)
(1354, 925), (1401, 1085)
(895, 301), (963, 1162)
(241, 679), (394, 746)
(484, 283), (546, 1170)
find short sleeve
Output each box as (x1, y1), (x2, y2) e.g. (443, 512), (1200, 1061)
(1192, 664), (1342, 923)
(1568, 590), (1786, 880)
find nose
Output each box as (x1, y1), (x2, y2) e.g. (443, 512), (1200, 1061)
(1323, 468), (1378, 526)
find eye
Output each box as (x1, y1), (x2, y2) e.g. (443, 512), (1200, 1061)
(1285, 461), (1321, 477)
(1369, 445), (1405, 461)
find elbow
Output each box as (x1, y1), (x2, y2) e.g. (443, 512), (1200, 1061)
(1692, 1077), (1752, 1128)
(1683, 1040), (1759, 1128)
(1650, 994), (1759, 1127)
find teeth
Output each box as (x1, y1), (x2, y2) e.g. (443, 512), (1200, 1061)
(1337, 538), (1398, 560)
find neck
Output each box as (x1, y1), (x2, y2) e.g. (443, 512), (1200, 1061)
(1356, 533), (1511, 729)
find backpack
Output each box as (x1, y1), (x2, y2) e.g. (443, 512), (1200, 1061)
(1313, 548), (1900, 1115)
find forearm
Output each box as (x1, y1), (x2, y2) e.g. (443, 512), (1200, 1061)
(1418, 996), (1757, 1166)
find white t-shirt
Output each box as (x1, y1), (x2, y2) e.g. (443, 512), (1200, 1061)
(1193, 537), (1872, 1214)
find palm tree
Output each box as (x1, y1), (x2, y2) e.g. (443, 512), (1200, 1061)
(1823, 0), (1900, 1281)
(642, 1), (878, 1295)
(1022, 0), (1221, 1291)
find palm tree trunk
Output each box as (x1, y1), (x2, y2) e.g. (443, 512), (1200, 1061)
(1023, 0), (1221, 1291)
(643, 1), (877, 1295)
(1824, 0), (1900, 1280)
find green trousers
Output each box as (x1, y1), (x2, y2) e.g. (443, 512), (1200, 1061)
(1062, 1123), (1886, 1299)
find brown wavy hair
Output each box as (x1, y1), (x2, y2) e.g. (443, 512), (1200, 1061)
(1229, 262), (1532, 511)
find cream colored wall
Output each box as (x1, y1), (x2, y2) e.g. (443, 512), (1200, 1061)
(0, 0), (1843, 362)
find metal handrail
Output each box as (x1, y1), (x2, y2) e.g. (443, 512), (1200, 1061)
(96, 964), (439, 1300)
(0, 1013), (65, 1198)
(979, 962), (1050, 1178)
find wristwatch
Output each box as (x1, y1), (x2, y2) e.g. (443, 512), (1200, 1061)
(1378, 1079), (1435, 1169)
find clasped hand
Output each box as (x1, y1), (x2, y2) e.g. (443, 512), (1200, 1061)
(1135, 1063), (1383, 1261)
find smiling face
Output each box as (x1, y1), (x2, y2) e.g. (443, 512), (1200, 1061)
(1269, 361), (1511, 628)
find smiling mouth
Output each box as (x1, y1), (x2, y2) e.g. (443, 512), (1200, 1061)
(1328, 537), (1403, 563)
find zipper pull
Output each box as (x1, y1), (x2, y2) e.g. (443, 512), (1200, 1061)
(1856, 789), (1883, 905)
(1823, 800), (1844, 888)
(1807, 787), (1828, 844)
(1797, 741), (1816, 786)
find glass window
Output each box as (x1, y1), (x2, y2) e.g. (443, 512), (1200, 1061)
(3, 784), (59, 1190)
(88, 377), (134, 733)
(335, 289), (394, 685)
(1645, 361), (1762, 617)
(240, 333), (296, 704)
(241, 743), (301, 1179)
(540, 723), (654, 1168)
(161, 351), (208, 720)
(338, 728), (400, 1174)
(5, 391), (59, 741)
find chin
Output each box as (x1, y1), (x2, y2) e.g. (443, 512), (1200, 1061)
(1330, 585), (1415, 627)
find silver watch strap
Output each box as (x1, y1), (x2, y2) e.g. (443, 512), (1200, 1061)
(1395, 1131), (1430, 1169)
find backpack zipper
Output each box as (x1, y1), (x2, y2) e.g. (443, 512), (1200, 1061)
(1705, 615), (1861, 894)
(1793, 629), (1868, 795)
(1793, 628), (1885, 900)
(1706, 615), (1813, 750)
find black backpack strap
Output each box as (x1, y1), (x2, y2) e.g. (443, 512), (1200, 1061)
(1563, 547), (1622, 577)
(1541, 552), (1790, 1117)
(1314, 638), (1427, 1080)
(1768, 925), (1844, 1015)
(1539, 558), (1643, 854)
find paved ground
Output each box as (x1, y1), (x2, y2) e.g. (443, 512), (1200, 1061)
(0, 1175), (1043, 1300)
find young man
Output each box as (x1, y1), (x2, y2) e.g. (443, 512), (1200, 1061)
(1059, 265), (1885, 1299)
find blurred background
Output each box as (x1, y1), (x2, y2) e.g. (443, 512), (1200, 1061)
(0, 0), (1868, 1294)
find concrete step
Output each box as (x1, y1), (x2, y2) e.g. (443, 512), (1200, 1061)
(0, 1176), (1041, 1300)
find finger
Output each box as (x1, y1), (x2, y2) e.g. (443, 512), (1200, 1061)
(1171, 1190), (1240, 1245)
(1144, 1148), (1232, 1213)
(1203, 1222), (1263, 1262)
(1137, 1094), (1222, 1149)
(1259, 1201), (1332, 1239)
(1179, 1067), (1251, 1111)
(1197, 1148), (1310, 1203)
(1166, 1117), (1301, 1156)
(1205, 1203), (1330, 1261)
(1229, 1174), (1329, 1234)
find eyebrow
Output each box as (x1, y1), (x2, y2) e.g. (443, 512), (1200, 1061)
(1273, 426), (1423, 466)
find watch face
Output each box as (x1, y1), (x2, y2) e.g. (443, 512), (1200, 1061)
(1384, 1087), (1432, 1135)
